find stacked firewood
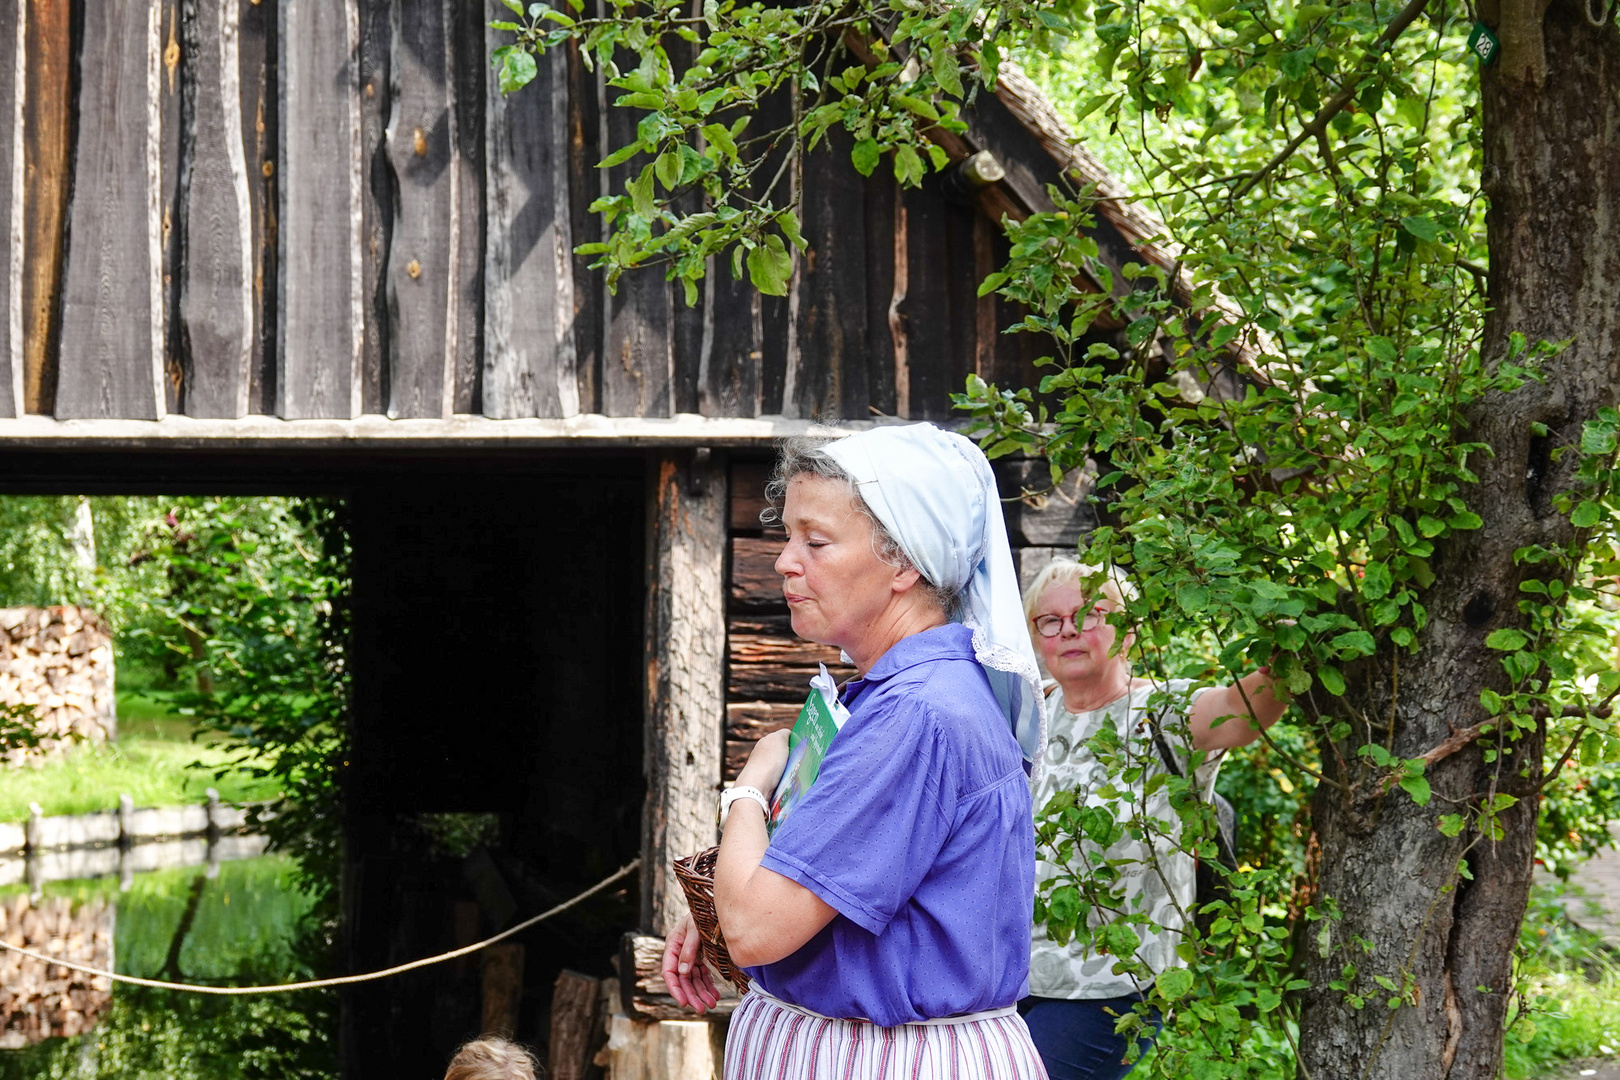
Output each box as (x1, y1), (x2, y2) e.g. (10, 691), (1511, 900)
(0, 893), (114, 1048)
(0, 607), (117, 765)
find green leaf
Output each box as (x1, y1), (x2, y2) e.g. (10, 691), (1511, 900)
(1438, 814), (1466, 837)
(776, 210), (807, 251)
(1484, 628), (1528, 651)
(1366, 336), (1397, 364)
(931, 49), (964, 98)
(851, 139), (881, 177)
(746, 234), (793, 296)
(598, 141), (644, 169)
(499, 50), (538, 94)
(894, 144), (926, 186)
(1318, 666), (1346, 696)
(1399, 775), (1431, 806)
(1361, 562), (1393, 600)
(654, 149), (682, 191)
(1571, 500), (1603, 527)
(1157, 967), (1195, 1001)
(1400, 216), (1443, 242)
(1177, 583), (1210, 612)
(1332, 630), (1377, 657)
(627, 166), (657, 219)
(1449, 510), (1483, 531)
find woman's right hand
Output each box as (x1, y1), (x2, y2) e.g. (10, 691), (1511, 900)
(661, 912), (721, 1014)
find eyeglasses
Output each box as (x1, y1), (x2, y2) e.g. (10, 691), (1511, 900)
(1033, 608), (1110, 638)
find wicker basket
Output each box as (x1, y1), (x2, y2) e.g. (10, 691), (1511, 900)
(672, 846), (751, 991)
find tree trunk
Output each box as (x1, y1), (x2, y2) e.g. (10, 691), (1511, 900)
(1299, 4), (1620, 1077)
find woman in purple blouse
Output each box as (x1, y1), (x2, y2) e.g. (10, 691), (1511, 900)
(661, 423), (1050, 1080)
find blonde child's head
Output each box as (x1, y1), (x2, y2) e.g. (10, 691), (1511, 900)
(442, 1036), (539, 1080)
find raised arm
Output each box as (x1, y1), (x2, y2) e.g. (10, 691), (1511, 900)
(1189, 668), (1290, 752)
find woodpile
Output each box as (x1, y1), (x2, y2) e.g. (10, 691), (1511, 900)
(0, 893), (114, 1048)
(0, 607), (117, 764)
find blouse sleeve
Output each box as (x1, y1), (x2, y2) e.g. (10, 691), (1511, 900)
(758, 696), (955, 936)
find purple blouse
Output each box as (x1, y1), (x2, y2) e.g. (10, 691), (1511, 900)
(747, 623), (1035, 1026)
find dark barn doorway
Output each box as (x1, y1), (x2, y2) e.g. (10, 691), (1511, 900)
(344, 464), (646, 1077)
(0, 450), (651, 1078)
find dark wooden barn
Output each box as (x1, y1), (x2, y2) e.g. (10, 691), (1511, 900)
(0, 3), (1200, 1077)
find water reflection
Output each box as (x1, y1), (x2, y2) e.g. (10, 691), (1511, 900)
(0, 852), (337, 1080)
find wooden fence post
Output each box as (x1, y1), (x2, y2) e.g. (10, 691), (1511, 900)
(642, 448), (727, 936)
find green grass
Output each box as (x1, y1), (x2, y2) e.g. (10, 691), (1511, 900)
(1505, 966), (1620, 1079)
(0, 692), (281, 821)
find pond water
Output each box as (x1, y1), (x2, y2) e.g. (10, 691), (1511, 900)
(0, 853), (338, 1080)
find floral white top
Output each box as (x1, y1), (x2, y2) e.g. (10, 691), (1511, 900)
(1028, 678), (1223, 1000)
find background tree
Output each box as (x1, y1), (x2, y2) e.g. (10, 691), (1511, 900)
(501, 0), (1620, 1075)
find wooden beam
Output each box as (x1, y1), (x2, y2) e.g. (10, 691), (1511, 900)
(643, 448), (726, 933)
(55, 0), (165, 420)
(0, 412), (876, 449)
(278, 0), (363, 419)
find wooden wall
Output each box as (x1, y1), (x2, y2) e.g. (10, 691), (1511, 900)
(0, 0), (1051, 426)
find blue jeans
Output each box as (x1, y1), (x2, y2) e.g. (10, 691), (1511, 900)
(1019, 994), (1161, 1080)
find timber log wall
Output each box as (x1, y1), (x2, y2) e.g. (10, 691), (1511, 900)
(0, 0), (1055, 427)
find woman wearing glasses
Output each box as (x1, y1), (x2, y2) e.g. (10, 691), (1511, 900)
(1020, 559), (1287, 1080)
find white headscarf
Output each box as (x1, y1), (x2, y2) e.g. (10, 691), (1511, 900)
(822, 423), (1046, 774)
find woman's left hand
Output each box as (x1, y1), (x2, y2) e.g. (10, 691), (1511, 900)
(736, 728), (792, 794)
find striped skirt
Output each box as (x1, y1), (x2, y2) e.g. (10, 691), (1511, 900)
(724, 988), (1049, 1080)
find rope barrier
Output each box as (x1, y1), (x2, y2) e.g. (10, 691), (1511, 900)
(0, 858), (639, 996)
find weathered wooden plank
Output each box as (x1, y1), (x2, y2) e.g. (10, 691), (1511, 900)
(385, 0), (457, 418)
(699, 260), (760, 417)
(730, 537), (785, 613)
(725, 701), (800, 741)
(0, 0), (21, 417)
(729, 613), (793, 637)
(997, 456), (1098, 547)
(239, 0), (274, 415)
(729, 661), (826, 702)
(450, 6), (485, 414)
(729, 458), (772, 532)
(278, 0), (363, 419)
(21, 0), (69, 415)
(483, 23), (576, 418)
(790, 131), (869, 421)
(644, 450), (727, 933)
(179, 0), (255, 418)
(862, 173), (901, 419)
(56, 0), (165, 420)
(357, 0), (390, 415)
(565, 38), (601, 415)
(730, 633), (842, 668)
(600, 86), (671, 417)
(549, 970), (604, 1080)
(897, 183), (978, 421)
(620, 933), (741, 1021)
(159, 0), (182, 413)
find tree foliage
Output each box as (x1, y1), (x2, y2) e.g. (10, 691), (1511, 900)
(497, 0), (1620, 1073)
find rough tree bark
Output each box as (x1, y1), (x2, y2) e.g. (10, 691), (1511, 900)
(1299, 3), (1620, 1077)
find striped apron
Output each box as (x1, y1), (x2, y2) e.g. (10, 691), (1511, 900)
(724, 988), (1050, 1080)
